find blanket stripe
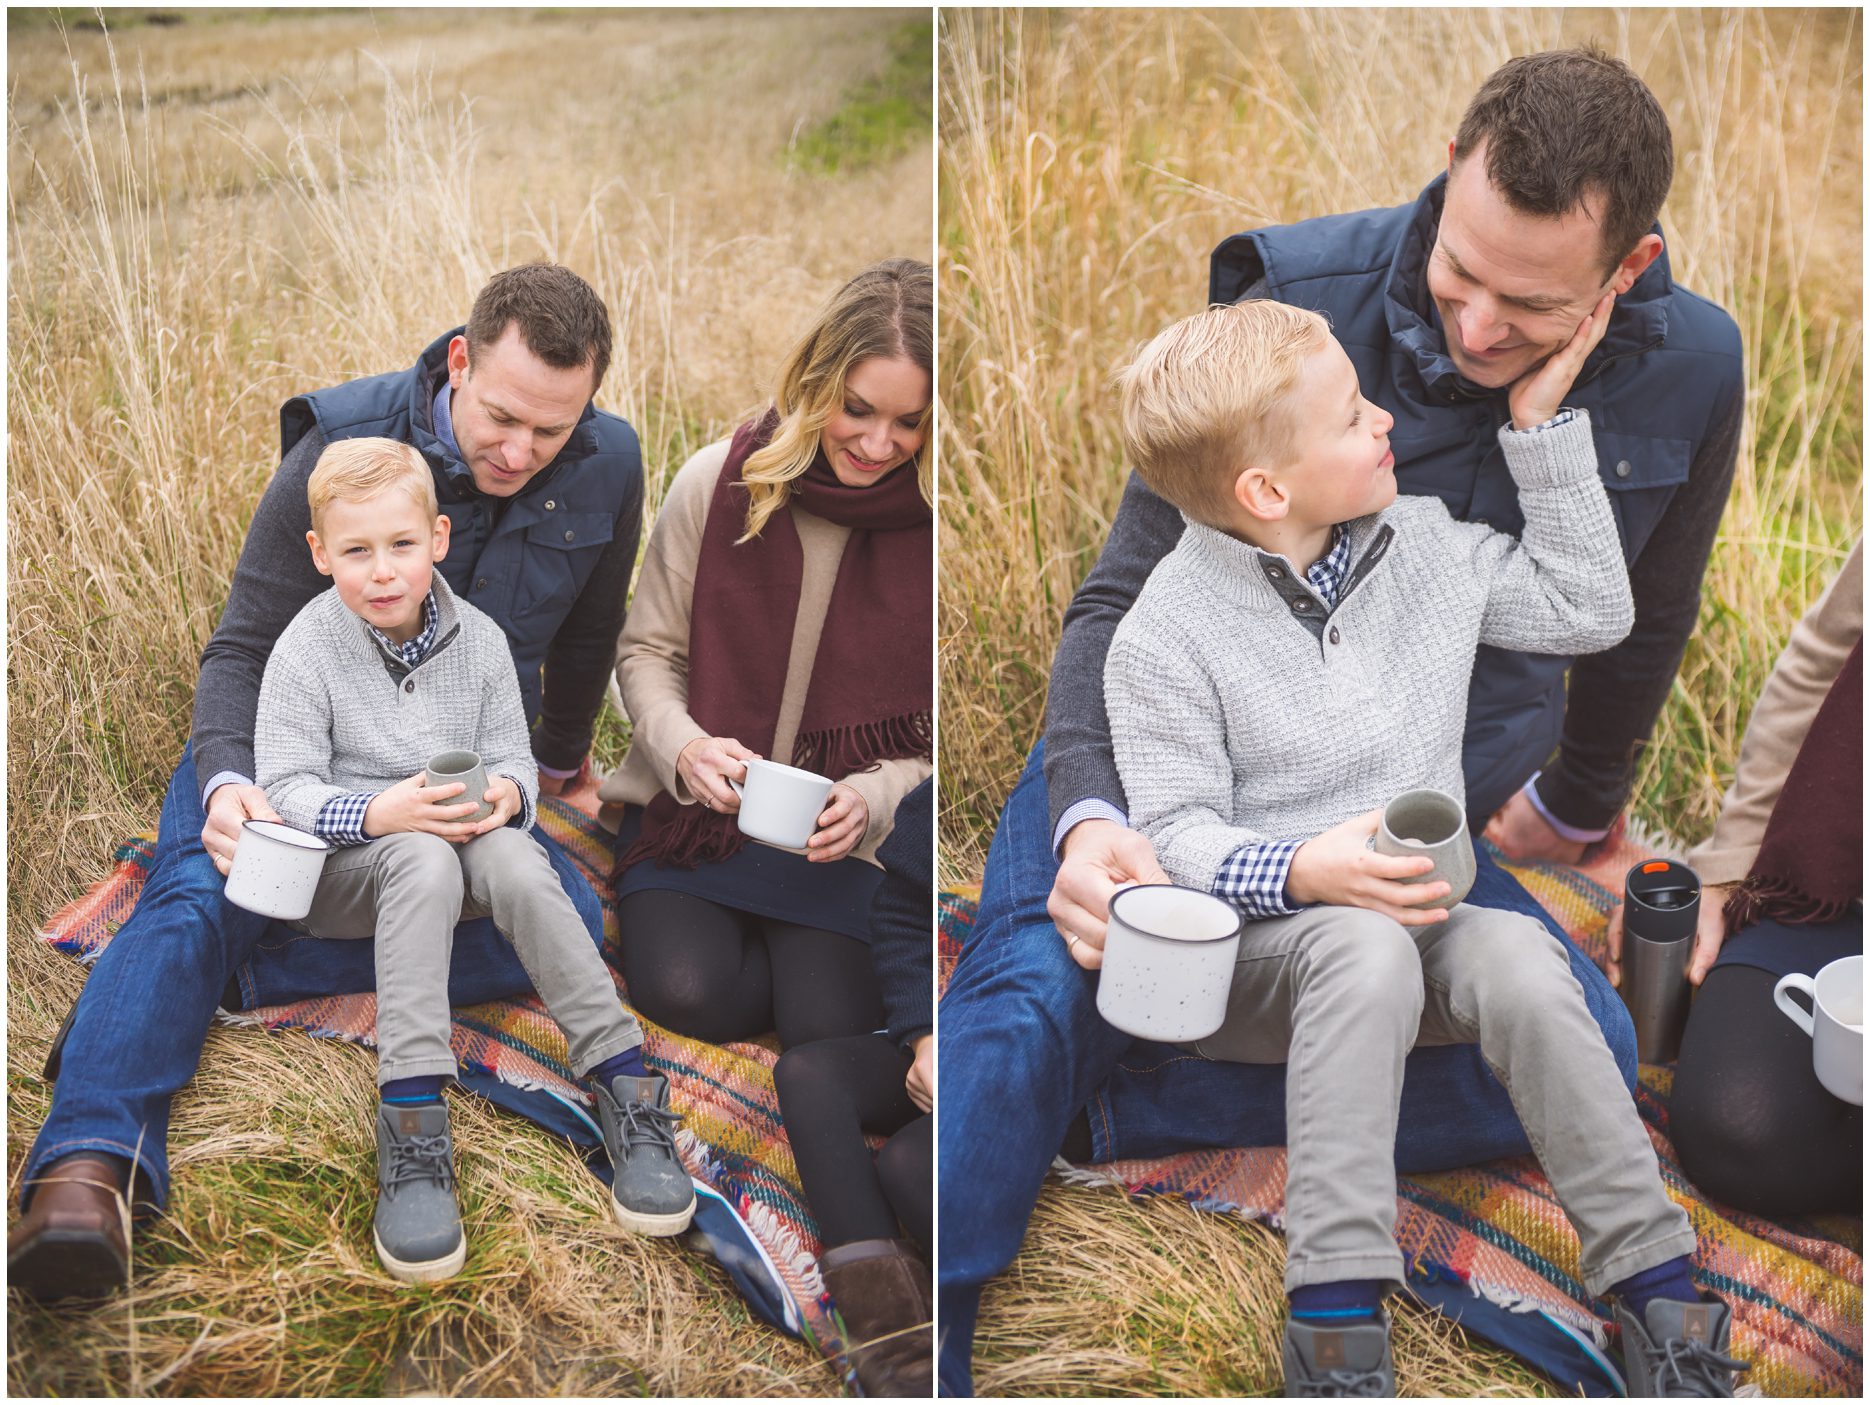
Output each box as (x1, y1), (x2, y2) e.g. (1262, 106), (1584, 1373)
(35, 803), (846, 1364)
(940, 831), (1862, 1398)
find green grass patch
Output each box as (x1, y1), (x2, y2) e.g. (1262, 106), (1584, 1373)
(790, 17), (932, 174)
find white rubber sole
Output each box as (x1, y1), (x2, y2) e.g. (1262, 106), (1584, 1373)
(611, 1190), (697, 1238)
(374, 1229), (467, 1284)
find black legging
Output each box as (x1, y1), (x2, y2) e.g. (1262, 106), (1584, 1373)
(773, 1033), (932, 1252)
(617, 889), (883, 1051)
(1671, 963), (1862, 1217)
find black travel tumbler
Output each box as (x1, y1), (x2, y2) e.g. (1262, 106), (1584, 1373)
(1619, 859), (1701, 1063)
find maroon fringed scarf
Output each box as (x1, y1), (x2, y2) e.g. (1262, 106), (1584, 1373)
(1723, 638), (1862, 935)
(620, 412), (932, 871)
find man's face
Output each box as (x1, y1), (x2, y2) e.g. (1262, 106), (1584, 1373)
(446, 325), (595, 497)
(307, 489), (450, 645)
(1426, 144), (1641, 389)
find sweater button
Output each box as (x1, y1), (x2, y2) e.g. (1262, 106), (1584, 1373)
(1291, 598), (1310, 613)
(1266, 565), (1286, 580)
(1615, 460), (1632, 478)
(1328, 626), (1341, 645)
(404, 679), (415, 694)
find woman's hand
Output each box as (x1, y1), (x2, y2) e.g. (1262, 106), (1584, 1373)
(677, 735), (761, 813)
(1508, 290), (1614, 429)
(363, 772), (482, 841)
(1286, 810), (1452, 925)
(1605, 881), (1733, 988)
(807, 784), (868, 863)
(906, 1034), (934, 1113)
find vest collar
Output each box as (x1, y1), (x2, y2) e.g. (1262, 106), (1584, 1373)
(1384, 173), (1673, 404)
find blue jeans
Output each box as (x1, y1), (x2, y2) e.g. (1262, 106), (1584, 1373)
(936, 742), (1635, 1395)
(23, 744), (603, 1212)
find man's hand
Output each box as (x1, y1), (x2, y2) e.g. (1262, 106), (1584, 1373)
(363, 772), (483, 842)
(906, 1033), (934, 1113)
(807, 784), (868, 863)
(1508, 290), (1614, 429)
(1482, 788), (1588, 865)
(1606, 880), (1732, 989)
(677, 735), (761, 813)
(538, 757), (592, 799)
(1286, 810), (1451, 925)
(1048, 819), (1171, 970)
(466, 776), (527, 837)
(201, 783), (283, 876)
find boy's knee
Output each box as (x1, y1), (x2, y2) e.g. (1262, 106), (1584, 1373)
(372, 831), (463, 893)
(1305, 910), (1422, 1005)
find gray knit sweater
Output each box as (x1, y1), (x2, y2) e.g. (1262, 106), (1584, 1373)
(256, 572), (538, 834)
(1106, 412), (1633, 891)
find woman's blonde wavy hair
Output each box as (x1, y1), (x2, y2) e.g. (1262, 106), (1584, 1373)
(739, 257), (933, 542)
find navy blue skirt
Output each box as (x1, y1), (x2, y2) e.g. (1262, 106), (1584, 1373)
(610, 804), (884, 943)
(1709, 904), (1862, 981)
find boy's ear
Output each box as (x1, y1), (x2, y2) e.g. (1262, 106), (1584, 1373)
(1232, 465), (1290, 523)
(431, 512), (451, 563)
(306, 529), (334, 577)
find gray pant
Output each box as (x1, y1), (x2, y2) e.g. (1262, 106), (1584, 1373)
(298, 828), (643, 1085)
(1192, 903), (1697, 1295)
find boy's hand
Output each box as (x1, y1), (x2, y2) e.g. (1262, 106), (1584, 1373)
(466, 775), (526, 836)
(1049, 819), (1172, 969)
(906, 1034), (934, 1114)
(1286, 810), (1452, 925)
(201, 783), (283, 876)
(363, 772), (483, 841)
(807, 784), (868, 863)
(1508, 291), (1614, 429)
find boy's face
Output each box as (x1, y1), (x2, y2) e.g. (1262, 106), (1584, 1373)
(1274, 338), (1397, 526)
(307, 489), (451, 645)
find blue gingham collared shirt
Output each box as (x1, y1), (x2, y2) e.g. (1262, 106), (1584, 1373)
(1211, 525), (1355, 918)
(315, 595), (445, 847)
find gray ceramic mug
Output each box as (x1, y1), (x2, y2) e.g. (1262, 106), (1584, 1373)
(426, 749), (494, 824)
(1370, 787), (1475, 909)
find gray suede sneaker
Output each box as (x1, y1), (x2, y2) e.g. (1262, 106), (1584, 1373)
(1282, 1312), (1394, 1397)
(1614, 1295), (1746, 1397)
(589, 1073), (696, 1236)
(372, 1101), (465, 1284)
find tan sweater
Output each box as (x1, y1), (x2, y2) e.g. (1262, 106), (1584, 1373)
(1685, 539), (1863, 885)
(597, 439), (930, 866)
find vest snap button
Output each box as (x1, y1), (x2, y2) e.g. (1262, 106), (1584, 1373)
(1615, 460), (1632, 478)
(564, 530), (574, 542)
(475, 577), (488, 591)
(545, 500), (556, 510)
(403, 679), (415, 694)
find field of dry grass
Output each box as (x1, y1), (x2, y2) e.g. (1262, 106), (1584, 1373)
(7, 7), (929, 1394)
(939, 6), (1859, 1395)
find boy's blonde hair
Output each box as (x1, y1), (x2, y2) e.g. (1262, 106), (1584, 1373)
(307, 438), (438, 532)
(1117, 300), (1330, 526)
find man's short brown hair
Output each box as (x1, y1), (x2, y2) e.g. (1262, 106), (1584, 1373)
(1117, 301), (1329, 528)
(465, 263), (613, 390)
(1453, 46), (1673, 273)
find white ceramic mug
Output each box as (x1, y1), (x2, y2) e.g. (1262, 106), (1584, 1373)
(1096, 883), (1244, 1042)
(1773, 955), (1863, 1106)
(728, 758), (835, 850)
(224, 820), (332, 921)
(427, 749), (494, 823)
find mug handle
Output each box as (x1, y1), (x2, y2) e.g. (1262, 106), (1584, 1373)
(1773, 973), (1818, 1037)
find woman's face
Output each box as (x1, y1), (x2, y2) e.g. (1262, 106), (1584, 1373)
(820, 355), (929, 488)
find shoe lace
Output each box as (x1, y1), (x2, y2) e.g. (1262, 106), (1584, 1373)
(616, 1097), (683, 1156)
(383, 1132), (454, 1193)
(1293, 1368), (1388, 1398)
(1655, 1335), (1746, 1397)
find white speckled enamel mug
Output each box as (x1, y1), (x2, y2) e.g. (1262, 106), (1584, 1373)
(1096, 883), (1244, 1042)
(224, 820), (331, 920)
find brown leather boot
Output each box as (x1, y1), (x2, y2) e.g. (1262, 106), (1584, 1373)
(819, 1237), (932, 1397)
(7, 1155), (131, 1302)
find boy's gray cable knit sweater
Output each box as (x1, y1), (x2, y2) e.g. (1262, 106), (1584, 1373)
(255, 572), (539, 834)
(1106, 411), (1634, 892)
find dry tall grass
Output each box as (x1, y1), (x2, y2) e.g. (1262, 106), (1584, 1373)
(8, 7), (928, 1394)
(939, 6), (1862, 881)
(940, 8), (1859, 1394)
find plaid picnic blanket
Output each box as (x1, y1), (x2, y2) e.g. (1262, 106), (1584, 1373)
(941, 831), (1863, 1398)
(35, 803), (851, 1373)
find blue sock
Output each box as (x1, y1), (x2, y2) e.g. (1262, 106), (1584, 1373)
(588, 1046), (651, 1085)
(1289, 1279), (1385, 1322)
(1610, 1256), (1700, 1317)
(380, 1075), (444, 1105)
